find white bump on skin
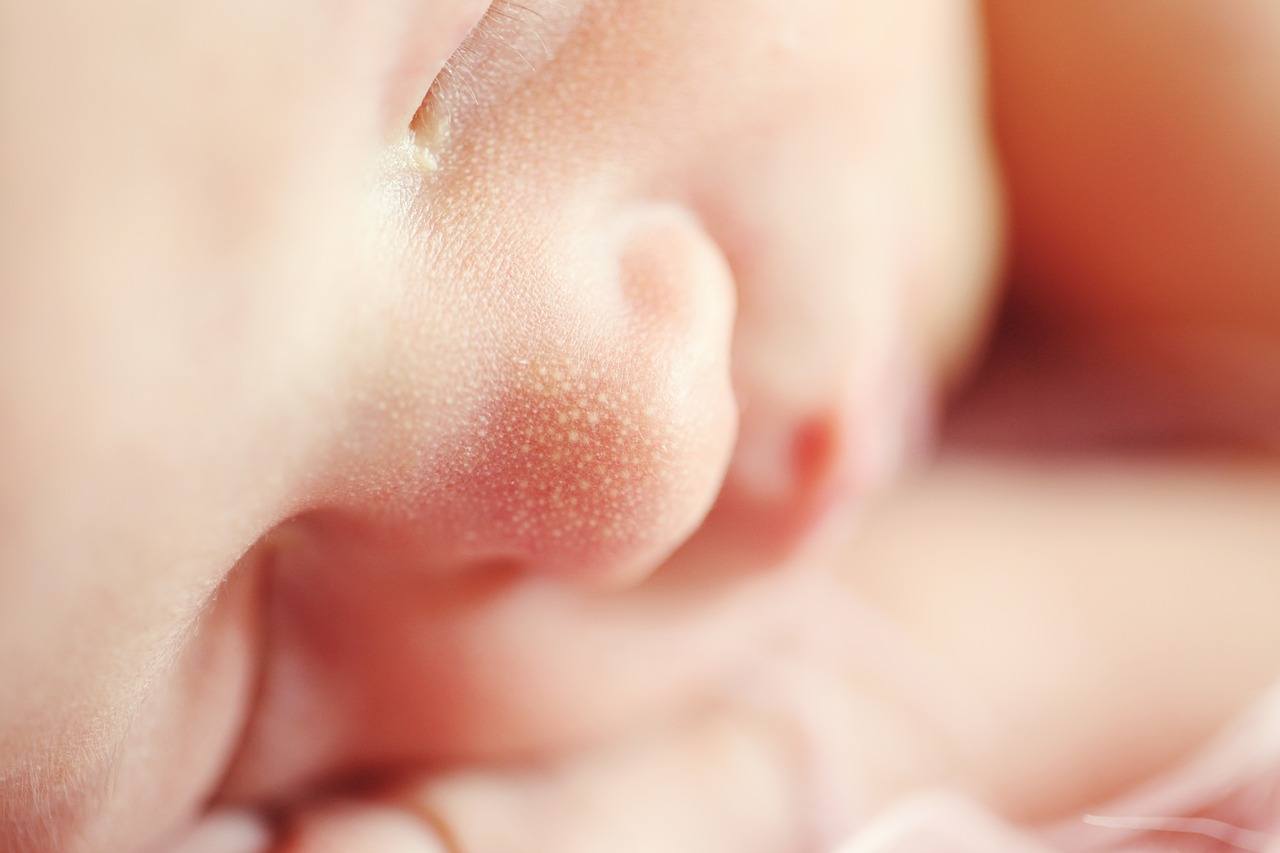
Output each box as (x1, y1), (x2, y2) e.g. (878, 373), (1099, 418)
(409, 105), (451, 173)
(417, 350), (694, 568)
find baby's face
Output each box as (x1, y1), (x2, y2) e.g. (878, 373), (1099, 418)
(0, 1), (996, 850)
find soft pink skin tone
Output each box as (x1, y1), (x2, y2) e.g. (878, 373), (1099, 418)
(2, 1), (1280, 851)
(0, 1), (994, 850)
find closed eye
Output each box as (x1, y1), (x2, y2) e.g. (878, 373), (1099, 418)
(410, 0), (577, 170)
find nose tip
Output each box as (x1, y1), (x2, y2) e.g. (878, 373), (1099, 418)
(404, 203), (739, 586)
(707, 366), (926, 562)
(427, 357), (731, 585)
(712, 407), (852, 555)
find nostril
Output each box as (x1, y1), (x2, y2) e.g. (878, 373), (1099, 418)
(721, 407), (849, 517)
(720, 407), (852, 548)
(791, 413), (844, 498)
(703, 351), (932, 564)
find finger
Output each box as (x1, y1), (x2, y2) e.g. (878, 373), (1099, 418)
(388, 707), (804, 853)
(270, 563), (968, 853)
(835, 793), (1051, 853)
(282, 803), (447, 853)
(269, 711), (798, 853)
(168, 811), (272, 853)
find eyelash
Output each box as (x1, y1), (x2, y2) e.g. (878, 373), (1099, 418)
(410, 0), (549, 168)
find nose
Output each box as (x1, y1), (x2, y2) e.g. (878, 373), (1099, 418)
(703, 356), (927, 564)
(407, 202), (739, 586)
(219, 203), (738, 803)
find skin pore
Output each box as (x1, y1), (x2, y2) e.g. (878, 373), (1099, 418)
(1, 1), (1277, 851)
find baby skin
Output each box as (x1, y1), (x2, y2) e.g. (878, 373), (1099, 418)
(1, 1), (1278, 851)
